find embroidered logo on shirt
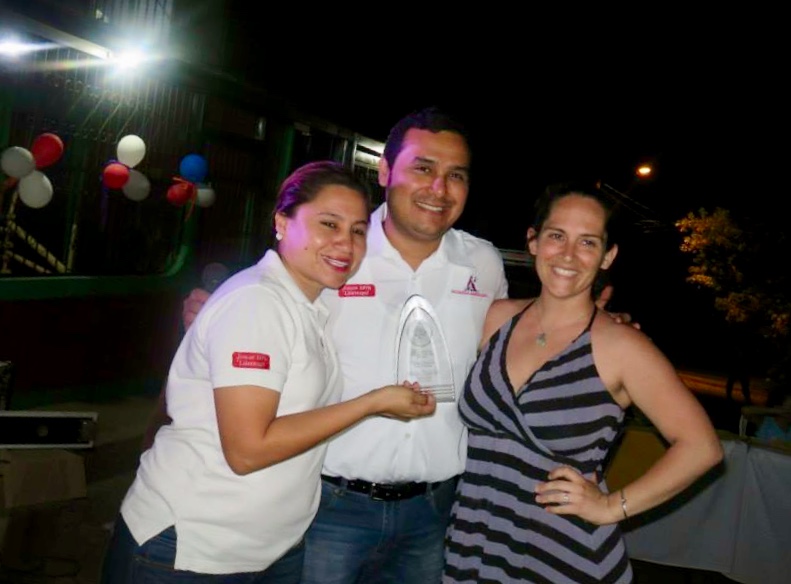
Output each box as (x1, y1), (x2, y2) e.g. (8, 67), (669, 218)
(338, 284), (376, 297)
(452, 275), (488, 298)
(232, 352), (270, 369)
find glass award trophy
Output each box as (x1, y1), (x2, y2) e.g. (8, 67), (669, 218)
(395, 295), (456, 402)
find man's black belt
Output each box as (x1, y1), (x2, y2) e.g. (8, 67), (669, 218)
(321, 474), (446, 502)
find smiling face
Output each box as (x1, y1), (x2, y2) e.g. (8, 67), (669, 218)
(527, 194), (618, 300)
(275, 184), (369, 301)
(379, 128), (470, 251)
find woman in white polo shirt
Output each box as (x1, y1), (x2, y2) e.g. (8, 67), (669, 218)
(100, 161), (436, 584)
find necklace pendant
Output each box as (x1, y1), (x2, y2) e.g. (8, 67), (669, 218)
(536, 332), (547, 347)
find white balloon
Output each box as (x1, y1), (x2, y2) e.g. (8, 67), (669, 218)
(116, 134), (146, 168)
(196, 186), (216, 208)
(17, 170), (53, 209)
(1, 146), (36, 179)
(122, 169), (151, 201)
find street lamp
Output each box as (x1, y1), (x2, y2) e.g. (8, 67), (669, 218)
(598, 163), (661, 229)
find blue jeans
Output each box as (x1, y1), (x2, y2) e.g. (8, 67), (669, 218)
(301, 477), (458, 584)
(100, 515), (304, 583)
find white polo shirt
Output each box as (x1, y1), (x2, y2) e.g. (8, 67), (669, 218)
(321, 204), (508, 483)
(121, 250), (341, 575)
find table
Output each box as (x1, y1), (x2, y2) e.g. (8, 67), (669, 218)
(606, 427), (791, 584)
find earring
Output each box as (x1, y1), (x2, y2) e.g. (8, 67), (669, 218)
(275, 232), (283, 241)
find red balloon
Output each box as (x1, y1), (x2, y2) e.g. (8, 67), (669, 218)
(103, 162), (130, 189)
(167, 181), (195, 207)
(31, 133), (65, 169)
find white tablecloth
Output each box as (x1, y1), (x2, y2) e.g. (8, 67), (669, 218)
(731, 444), (791, 584)
(621, 436), (791, 584)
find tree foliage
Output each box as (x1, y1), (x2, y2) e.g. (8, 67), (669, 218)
(676, 208), (789, 336)
(676, 208), (791, 385)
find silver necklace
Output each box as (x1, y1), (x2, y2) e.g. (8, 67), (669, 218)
(535, 302), (591, 347)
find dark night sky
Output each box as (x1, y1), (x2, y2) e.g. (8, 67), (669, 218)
(221, 15), (785, 373)
(253, 53), (782, 245)
(222, 19), (781, 237)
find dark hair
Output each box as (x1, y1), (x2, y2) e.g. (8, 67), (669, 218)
(274, 161), (371, 226)
(382, 106), (471, 169)
(529, 181), (620, 251)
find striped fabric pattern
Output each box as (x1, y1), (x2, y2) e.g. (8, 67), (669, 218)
(444, 307), (632, 583)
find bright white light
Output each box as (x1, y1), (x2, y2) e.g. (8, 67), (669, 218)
(636, 165), (653, 178)
(0, 40), (30, 57)
(115, 49), (145, 70)
(0, 38), (60, 59)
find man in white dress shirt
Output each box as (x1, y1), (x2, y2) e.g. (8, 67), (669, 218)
(180, 107), (507, 583)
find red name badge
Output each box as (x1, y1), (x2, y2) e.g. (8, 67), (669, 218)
(338, 284), (376, 297)
(232, 352), (270, 369)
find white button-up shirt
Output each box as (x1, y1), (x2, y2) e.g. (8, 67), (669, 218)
(322, 204), (508, 483)
(122, 251), (341, 574)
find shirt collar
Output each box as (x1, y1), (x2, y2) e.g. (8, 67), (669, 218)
(365, 203), (474, 270)
(364, 203), (392, 259)
(258, 250), (330, 320)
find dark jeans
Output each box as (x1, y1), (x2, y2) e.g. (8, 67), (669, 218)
(100, 515), (304, 583)
(301, 476), (458, 584)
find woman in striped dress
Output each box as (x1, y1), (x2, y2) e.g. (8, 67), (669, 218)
(443, 182), (723, 583)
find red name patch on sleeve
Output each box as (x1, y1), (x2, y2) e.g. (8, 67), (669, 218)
(232, 352), (270, 369)
(338, 284), (376, 297)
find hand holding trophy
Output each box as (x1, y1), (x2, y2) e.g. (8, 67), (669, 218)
(396, 295), (456, 402)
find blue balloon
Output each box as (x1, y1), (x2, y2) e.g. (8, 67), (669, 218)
(179, 154), (208, 183)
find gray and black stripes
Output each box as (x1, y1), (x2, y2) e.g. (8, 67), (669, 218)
(444, 307), (632, 583)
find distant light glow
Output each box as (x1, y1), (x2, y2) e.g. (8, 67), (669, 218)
(0, 38), (65, 60)
(356, 137), (385, 155)
(354, 150), (380, 168)
(0, 40), (32, 57)
(636, 165), (653, 178)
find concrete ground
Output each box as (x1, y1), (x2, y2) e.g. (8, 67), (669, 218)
(1, 390), (745, 584)
(1, 395), (156, 584)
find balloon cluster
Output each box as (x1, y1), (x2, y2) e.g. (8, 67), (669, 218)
(0, 133), (64, 208)
(167, 153), (215, 211)
(101, 135), (151, 201)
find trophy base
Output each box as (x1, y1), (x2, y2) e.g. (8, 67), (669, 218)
(424, 384), (456, 403)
